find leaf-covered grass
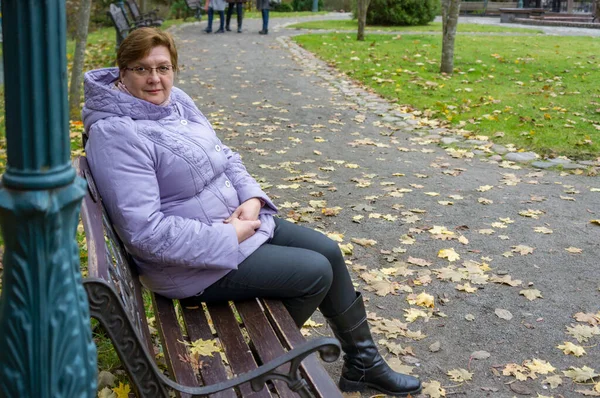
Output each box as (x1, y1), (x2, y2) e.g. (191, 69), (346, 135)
(287, 20), (545, 34)
(293, 33), (600, 159)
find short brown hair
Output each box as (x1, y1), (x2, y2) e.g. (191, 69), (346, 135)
(117, 28), (178, 72)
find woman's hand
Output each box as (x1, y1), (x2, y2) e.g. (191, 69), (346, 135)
(226, 198), (262, 222)
(228, 218), (261, 243)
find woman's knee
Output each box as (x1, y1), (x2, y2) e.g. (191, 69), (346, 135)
(319, 237), (345, 269)
(300, 252), (334, 295)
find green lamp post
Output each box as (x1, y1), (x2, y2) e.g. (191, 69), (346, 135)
(0, 0), (97, 397)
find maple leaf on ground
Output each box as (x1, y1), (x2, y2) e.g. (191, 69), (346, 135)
(565, 246), (583, 254)
(339, 243), (354, 256)
(490, 275), (522, 287)
(447, 368), (473, 382)
(542, 374), (563, 389)
(98, 387), (116, 398)
(400, 235), (416, 245)
(503, 363), (534, 381)
(520, 288), (543, 301)
(435, 266), (464, 282)
(566, 324), (600, 342)
(438, 248), (460, 262)
(495, 308), (513, 320)
(574, 312), (600, 325)
(322, 207), (342, 216)
(456, 282), (478, 293)
(407, 256), (432, 267)
(429, 225), (454, 235)
(309, 200), (326, 208)
(534, 226), (553, 234)
(407, 292), (435, 308)
(575, 388), (600, 396)
(380, 340), (412, 356)
(404, 308), (430, 322)
(370, 280), (397, 297)
(563, 366), (599, 382)
(524, 358), (555, 375)
(112, 383), (131, 398)
(387, 357), (415, 375)
(557, 341), (586, 357)
(519, 209), (545, 219)
(422, 380), (446, 398)
(512, 245), (535, 255)
(302, 319), (323, 328)
(351, 238), (377, 247)
(326, 232), (344, 243)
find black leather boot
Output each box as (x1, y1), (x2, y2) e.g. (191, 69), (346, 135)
(326, 292), (422, 397)
(225, 12), (232, 31)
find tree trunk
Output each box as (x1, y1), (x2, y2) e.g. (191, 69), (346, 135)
(440, 0), (460, 75)
(140, 0), (147, 12)
(595, 0), (600, 20)
(356, 0), (371, 41)
(567, 0), (574, 13)
(68, 0), (92, 120)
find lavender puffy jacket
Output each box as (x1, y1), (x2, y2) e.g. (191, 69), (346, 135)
(82, 68), (277, 299)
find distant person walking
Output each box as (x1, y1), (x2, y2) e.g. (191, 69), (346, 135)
(205, 0), (227, 33)
(226, 0), (248, 33)
(256, 0), (269, 34)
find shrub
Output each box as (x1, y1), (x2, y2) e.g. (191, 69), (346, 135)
(272, 2), (294, 12)
(292, 0), (324, 11)
(353, 0), (438, 26)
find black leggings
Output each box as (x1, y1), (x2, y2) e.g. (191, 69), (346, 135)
(184, 218), (357, 327)
(226, 2), (243, 26)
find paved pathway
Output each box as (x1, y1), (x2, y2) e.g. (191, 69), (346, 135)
(170, 15), (600, 398)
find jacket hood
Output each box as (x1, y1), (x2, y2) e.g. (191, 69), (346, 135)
(82, 67), (181, 133)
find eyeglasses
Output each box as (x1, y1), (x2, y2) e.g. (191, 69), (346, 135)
(125, 65), (174, 76)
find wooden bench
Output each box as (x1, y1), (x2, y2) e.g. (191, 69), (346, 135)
(499, 7), (545, 22)
(184, 0), (204, 20)
(107, 3), (133, 48)
(75, 155), (343, 398)
(125, 0), (164, 27)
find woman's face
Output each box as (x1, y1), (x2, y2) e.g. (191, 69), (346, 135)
(120, 46), (174, 105)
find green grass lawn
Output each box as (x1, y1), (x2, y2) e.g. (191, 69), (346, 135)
(294, 33), (600, 159)
(288, 20), (545, 34)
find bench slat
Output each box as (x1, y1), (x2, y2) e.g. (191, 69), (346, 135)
(263, 300), (343, 398)
(153, 294), (200, 398)
(181, 304), (237, 398)
(207, 302), (273, 398)
(236, 300), (298, 398)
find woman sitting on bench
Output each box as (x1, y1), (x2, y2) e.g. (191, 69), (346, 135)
(82, 27), (421, 397)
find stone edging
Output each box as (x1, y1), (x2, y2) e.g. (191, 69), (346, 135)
(277, 35), (600, 173)
(514, 17), (600, 29)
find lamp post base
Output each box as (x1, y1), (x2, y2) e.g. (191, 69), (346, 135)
(0, 179), (97, 397)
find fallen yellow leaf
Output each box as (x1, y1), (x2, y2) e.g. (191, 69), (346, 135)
(438, 248), (460, 262)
